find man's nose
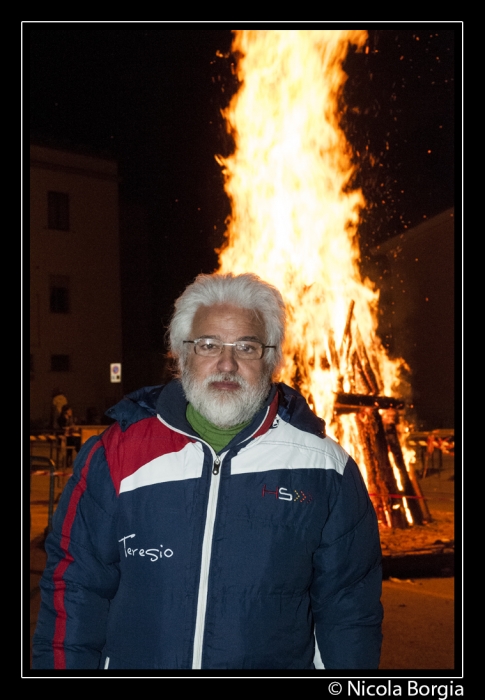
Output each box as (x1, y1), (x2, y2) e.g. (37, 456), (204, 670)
(216, 344), (239, 372)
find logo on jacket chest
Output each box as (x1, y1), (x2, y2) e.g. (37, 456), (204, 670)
(262, 484), (313, 503)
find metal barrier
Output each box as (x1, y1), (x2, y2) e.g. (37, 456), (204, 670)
(30, 455), (57, 538)
(30, 426), (109, 469)
(406, 429), (455, 478)
(29, 427), (109, 539)
(30, 431), (76, 470)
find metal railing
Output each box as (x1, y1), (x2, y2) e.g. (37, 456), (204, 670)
(30, 455), (57, 538)
(406, 429), (455, 478)
(29, 427), (109, 540)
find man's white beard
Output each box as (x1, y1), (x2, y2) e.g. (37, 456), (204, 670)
(181, 368), (271, 429)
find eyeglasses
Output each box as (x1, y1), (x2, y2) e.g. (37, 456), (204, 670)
(183, 338), (276, 360)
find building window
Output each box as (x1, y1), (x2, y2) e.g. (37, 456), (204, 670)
(47, 191), (70, 231)
(50, 275), (70, 314)
(51, 354), (70, 372)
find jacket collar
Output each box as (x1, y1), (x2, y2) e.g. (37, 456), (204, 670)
(106, 379), (325, 441)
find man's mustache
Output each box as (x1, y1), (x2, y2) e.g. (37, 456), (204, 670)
(205, 373), (246, 388)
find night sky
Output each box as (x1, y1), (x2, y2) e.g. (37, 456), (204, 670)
(26, 22), (460, 377)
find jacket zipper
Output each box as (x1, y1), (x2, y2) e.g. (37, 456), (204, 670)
(156, 412), (271, 668)
(212, 455), (221, 474)
(192, 452), (224, 669)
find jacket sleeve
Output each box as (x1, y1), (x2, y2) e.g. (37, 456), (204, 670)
(32, 434), (121, 670)
(310, 455), (383, 669)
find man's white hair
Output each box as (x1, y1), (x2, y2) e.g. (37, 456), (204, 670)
(168, 272), (287, 375)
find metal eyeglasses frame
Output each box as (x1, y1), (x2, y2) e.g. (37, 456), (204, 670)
(183, 338), (276, 360)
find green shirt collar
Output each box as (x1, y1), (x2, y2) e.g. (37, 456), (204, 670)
(186, 403), (251, 453)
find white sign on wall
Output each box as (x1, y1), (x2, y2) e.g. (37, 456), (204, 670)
(110, 363), (122, 383)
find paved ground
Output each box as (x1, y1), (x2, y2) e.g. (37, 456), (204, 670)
(26, 452), (459, 674)
(380, 576), (455, 670)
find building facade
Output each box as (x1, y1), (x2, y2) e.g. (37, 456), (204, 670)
(30, 142), (122, 428)
(370, 208), (455, 430)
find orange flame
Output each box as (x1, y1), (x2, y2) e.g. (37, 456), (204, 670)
(215, 30), (410, 478)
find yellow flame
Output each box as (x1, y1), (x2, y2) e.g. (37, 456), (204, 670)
(388, 450), (404, 492)
(216, 29), (409, 458)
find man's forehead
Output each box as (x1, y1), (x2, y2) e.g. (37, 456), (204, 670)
(191, 303), (265, 337)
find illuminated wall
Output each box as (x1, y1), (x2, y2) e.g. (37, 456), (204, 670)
(30, 142), (123, 427)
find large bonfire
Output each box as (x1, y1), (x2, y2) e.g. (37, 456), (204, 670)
(214, 29), (427, 529)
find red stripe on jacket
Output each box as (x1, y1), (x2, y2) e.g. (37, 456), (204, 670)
(52, 439), (103, 669)
(252, 392), (279, 439)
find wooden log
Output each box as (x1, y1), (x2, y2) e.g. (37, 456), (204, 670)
(339, 300), (355, 356)
(354, 409), (399, 528)
(354, 325), (382, 395)
(351, 350), (374, 395)
(356, 408), (410, 529)
(335, 393), (405, 410)
(338, 300), (355, 380)
(382, 410), (430, 525)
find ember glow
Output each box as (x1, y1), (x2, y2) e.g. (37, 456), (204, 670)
(215, 30), (421, 527)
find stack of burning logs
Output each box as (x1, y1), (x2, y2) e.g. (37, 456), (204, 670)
(335, 302), (430, 529)
(294, 301), (430, 529)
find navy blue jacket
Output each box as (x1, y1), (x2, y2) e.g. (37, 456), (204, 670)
(32, 380), (383, 670)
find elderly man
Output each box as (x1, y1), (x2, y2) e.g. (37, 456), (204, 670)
(33, 272), (383, 671)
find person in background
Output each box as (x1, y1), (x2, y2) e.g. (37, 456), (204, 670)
(33, 272), (383, 671)
(57, 404), (81, 466)
(50, 388), (68, 430)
